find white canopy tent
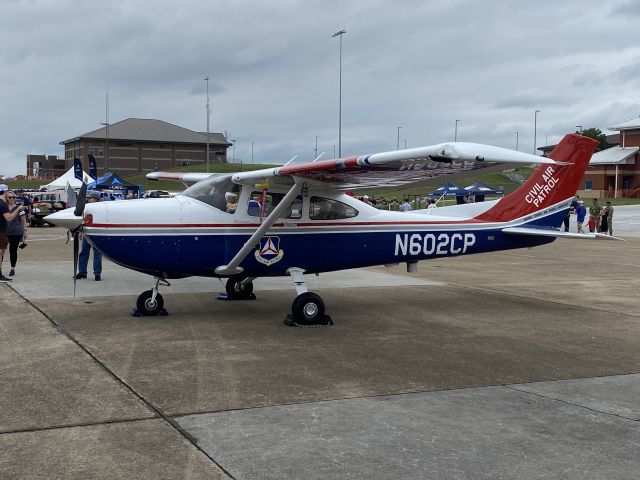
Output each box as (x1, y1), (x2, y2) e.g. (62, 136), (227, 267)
(40, 166), (90, 191)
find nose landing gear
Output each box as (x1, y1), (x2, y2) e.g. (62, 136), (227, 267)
(132, 277), (170, 316)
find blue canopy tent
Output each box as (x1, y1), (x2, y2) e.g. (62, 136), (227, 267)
(87, 172), (140, 199)
(463, 181), (503, 202)
(427, 182), (471, 204)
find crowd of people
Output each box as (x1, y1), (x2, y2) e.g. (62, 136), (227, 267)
(572, 197), (614, 235)
(355, 194), (439, 211)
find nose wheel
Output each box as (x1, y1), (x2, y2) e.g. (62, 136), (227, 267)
(132, 277), (170, 316)
(136, 290), (165, 316)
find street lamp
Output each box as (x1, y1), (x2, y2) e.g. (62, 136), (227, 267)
(100, 122), (109, 173)
(515, 131), (519, 151)
(314, 135), (319, 159)
(205, 76), (211, 172)
(101, 90), (109, 174)
(251, 141), (254, 164)
(533, 109), (540, 155)
(454, 119), (460, 142)
(332, 29), (346, 158)
(396, 126), (402, 150)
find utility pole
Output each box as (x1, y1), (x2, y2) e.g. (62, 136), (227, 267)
(205, 76), (210, 172)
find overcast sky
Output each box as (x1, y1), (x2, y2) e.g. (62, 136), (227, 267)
(1, 0), (639, 176)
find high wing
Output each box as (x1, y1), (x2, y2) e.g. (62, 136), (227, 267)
(229, 142), (560, 190)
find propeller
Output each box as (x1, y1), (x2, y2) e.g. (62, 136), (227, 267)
(74, 182), (87, 217)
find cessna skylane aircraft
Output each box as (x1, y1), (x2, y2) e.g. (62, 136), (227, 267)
(46, 134), (613, 325)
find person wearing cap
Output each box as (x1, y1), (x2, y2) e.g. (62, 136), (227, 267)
(0, 186), (28, 282)
(575, 200), (587, 234)
(75, 192), (103, 281)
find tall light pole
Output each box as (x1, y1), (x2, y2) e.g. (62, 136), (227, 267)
(515, 131), (519, 151)
(396, 126), (402, 150)
(454, 119), (460, 142)
(205, 76), (211, 172)
(533, 109), (540, 155)
(332, 29), (346, 158)
(100, 90), (109, 174)
(251, 141), (254, 164)
(314, 135), (319, 159)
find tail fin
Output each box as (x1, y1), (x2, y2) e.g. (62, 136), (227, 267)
(475, 134), (598, 223)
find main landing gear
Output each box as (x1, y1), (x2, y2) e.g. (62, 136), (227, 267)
(132, 277), (170, 316)
(225, 275), (256, 300)
(284, 268), (333, 327)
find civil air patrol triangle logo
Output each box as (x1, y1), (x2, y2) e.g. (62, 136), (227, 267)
(255, 236), (284, 266)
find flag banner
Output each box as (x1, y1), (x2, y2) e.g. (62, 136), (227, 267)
(88, 154), (98, 180)
(74, 158), (83, 181)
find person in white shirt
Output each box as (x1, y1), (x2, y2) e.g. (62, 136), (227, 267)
(400, 200), (412, 212)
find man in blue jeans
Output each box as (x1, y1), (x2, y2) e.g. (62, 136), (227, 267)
(575, 200), (587, 234)
(75, 192), (102, 281)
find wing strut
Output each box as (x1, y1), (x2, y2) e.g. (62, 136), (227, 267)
(214, 179), (304, 276)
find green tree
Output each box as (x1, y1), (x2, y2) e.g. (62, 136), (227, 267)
(576, 127), (608, 151)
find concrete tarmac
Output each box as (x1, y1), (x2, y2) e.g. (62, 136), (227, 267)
(1, 206), (639, 479)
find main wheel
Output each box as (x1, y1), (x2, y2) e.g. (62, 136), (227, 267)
(291, 292), (325, 324)
(225, 275), (254, 300)
(136, 290), (164, 316)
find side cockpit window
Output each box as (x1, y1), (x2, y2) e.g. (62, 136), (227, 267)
(247, 191), (303, 219)
(310, 197), (358, 220)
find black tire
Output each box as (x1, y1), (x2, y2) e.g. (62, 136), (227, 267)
(136, 290), (164, 316)
(291, 292), (325, 324)
(225, 276), (254, 300)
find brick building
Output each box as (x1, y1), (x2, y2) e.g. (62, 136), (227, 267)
(57, 118), (230, 176)
(26, 154), (67, 180)
(579, 117), (640, 198)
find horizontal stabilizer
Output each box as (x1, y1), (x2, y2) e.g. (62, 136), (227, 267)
(502, 226), (623, 241)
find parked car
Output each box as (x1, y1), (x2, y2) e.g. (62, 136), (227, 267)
(31, 193), (66, 227)
(143, 190), (171, 198)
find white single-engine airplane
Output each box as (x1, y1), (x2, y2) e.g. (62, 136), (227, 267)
(46, 134), (614, 325)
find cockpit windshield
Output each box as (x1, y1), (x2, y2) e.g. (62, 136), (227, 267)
(181, 174), (240, 212)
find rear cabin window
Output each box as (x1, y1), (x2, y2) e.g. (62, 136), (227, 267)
(247, 191), (303, 219)
(310, 197), (358, 220)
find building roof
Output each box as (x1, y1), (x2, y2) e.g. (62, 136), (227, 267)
(608, 116), (640, 131)
(589, 146), (638, 165)
(538, 134), (619, 154)
(60, 118), (229, 146)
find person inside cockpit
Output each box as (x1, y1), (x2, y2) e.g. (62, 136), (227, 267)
(225, 193), (238, 213)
